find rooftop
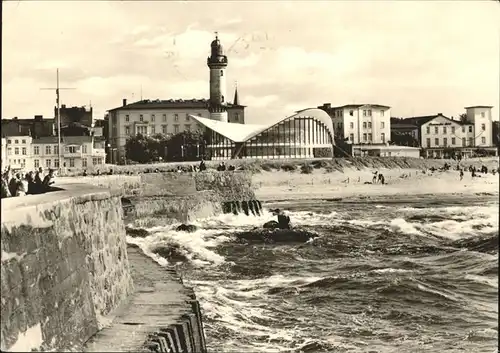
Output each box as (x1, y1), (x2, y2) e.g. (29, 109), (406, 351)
(395, 114), (472, 127)
(464, 106), (493, 109)
(319, 103), (391, 110)
(108, 99), (246, 112)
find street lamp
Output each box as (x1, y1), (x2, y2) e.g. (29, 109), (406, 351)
(181, 145), (185, 160)
(107, 143), (116, 164)
(197, 143), (200, 158)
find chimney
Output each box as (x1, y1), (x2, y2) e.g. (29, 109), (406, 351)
(437, 113), (442, 116)
(122, 99), (127, 107)
(62, 104), (66, 108)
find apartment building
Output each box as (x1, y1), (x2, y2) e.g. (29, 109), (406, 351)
(32, 136), (106, 170)
(318, 103), (392, 156)
(392, 106), (497, 158)
(4, 136), (34, 170)
(107, 98), (245, 163)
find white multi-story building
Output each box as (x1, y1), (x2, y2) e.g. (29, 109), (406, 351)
(392, 106), (497, 158)
(318, 103), (391, 145)
(32, 136), (106, 170)
(1, 138), (6, 169)
(4, 136), (34, 170)
(107, 35), (245, 163)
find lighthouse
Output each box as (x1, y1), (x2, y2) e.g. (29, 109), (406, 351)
(207, 33), (228, 122)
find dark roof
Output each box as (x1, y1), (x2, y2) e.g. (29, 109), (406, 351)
(321, 104), (391, 110)
(391, 123), (419, 129)
(397, 114), (472, 127)
(108, 99), (246, 112)
(464, 106), (493, 109)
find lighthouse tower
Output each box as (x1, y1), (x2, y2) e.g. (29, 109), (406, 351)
(207, 33), (228, 122)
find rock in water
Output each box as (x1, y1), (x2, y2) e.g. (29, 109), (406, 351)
(176, 224), (198, 232)
(263, 220), (280, 229)
(235, 228), (318, 244)
(153, 245), (188, 263)
(125, 227), (150, 238)
(277, 214), (291, 229)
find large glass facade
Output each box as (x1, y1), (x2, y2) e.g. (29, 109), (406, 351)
(206, 116), (334, 160)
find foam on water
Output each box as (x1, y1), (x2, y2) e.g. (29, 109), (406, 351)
(126, 198), (498, 353)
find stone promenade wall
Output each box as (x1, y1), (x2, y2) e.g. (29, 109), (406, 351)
(0, 186), (133, 351)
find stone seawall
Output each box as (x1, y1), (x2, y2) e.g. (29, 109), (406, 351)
(0, 185), (134, 351)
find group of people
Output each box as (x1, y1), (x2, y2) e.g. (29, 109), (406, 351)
(1, 166), (55, 198)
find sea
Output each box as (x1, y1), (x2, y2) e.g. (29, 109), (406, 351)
(128, 194), (499, 353)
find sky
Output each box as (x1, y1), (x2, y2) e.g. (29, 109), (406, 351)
(2, 1), (499, 123)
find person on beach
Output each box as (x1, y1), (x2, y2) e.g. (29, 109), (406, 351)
(15, 174), (28, 196)
(372, 171), (378, 184)
(378, 173), (385, 185)
(25, 171), (35, 194)
(199, 159), (207, 171)
(217, 162), (226, 171)
(460, 169), (464, 181)
(8, 173), (19, 197)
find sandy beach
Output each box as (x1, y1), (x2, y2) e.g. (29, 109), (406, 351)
(253, 167), (499, 202)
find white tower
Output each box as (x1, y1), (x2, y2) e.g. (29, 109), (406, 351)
(207, 33), (228, 122)
(465, 106), (493, 147)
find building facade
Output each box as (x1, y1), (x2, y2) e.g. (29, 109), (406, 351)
(107, 35), (245, 163)
(392, 107), (497, 158)
(32, 136), (105, 170)
(4, 136), (34, 170)
(191, 108), (335, 160)
(1, 138), (6, 169)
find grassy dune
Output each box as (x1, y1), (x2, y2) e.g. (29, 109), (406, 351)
(62, 157), (499, 176)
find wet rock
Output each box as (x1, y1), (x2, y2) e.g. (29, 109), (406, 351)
(263, 220), (280, 229)
(125, 227), (150, 238)
(176, 224), (198, 232)
(152, 245), (188, 262)
(235, 228), (318, 244)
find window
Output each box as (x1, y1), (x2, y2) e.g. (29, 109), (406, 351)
(139, 114), (144, 122)
(151, 114), (155, 122)
(92, 157), (98, 165)
(434, 126), (438, 134)
(7, 148), (12, 155)
(367, 110), (372, 117)
(381, 110), (384, 117)
(22, 139), (26, 144)
(381, 122), (385, 129)
(151, 126), (156, 134)
(54, 145), (58, 155)
(174, 114), (179, 122)
(481, 112), (485, 118)
(221, 95), (225, 102)
(426, 126), (430, 134)
(163, 114), (167, 122)
(481, 137), (486, 144)
(14, 139), (19, 144)
(125, 115), (130, 122)
(34, 159), (39, 168)
(82, 158), (87, 168)
(125, 126), (130, 135)
(443, 127), (447, 134)
(162, 125), (167, 134)
(443, 138), (448, 146)
(34, 146), (40, 155)
(426, 138), (431, 147)
(46, 146), (51, 154)
(381, 133), (386, 143)
(186, 114), (190, 121)
(469, 126), (473, 133)
(468, 137), (473, 146)
(368, 133), (372, 142)
(350, 122), (354, 129)
(349, 133), (354, 142)
(451, 137), (456, 145)
(7, 139), (11, 144)
(69, 158), (75, 167)
(137, 126), (147, 135)
(220, 70), (224, 76)
(174, 125), (179, 134)
(82, 145), (87, 154)
(363, 110), (367, 117)
(462, 137), (466, 146)
(46, 159), (51, 168)
(22, 147), (26, 155)
(349, 110), (354, 116)
(14, 147), (19, 155)
(363, 122), (367, 129)
(451, 126), (455, 134)
(54, 159), (59, 168)
(368, 122), (372, 129)
(363, 133), (367, 142)
(481, 124), (485, 131)
(435, 138), (439, 146)
(68, 146), (77, 153)
(185, 124), (191, 132)
(21, 159), (25, 168)
(462, 126), (465, 133)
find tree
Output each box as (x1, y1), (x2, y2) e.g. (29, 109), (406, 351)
(164, 131), (207, 161)
(125, 134), (162, 163)
(459, 113), (468, 123)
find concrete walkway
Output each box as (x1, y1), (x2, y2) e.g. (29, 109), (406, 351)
(84, 245), (205, 352)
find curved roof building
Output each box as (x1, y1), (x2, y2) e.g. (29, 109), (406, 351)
(190, 108), (335, 160)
